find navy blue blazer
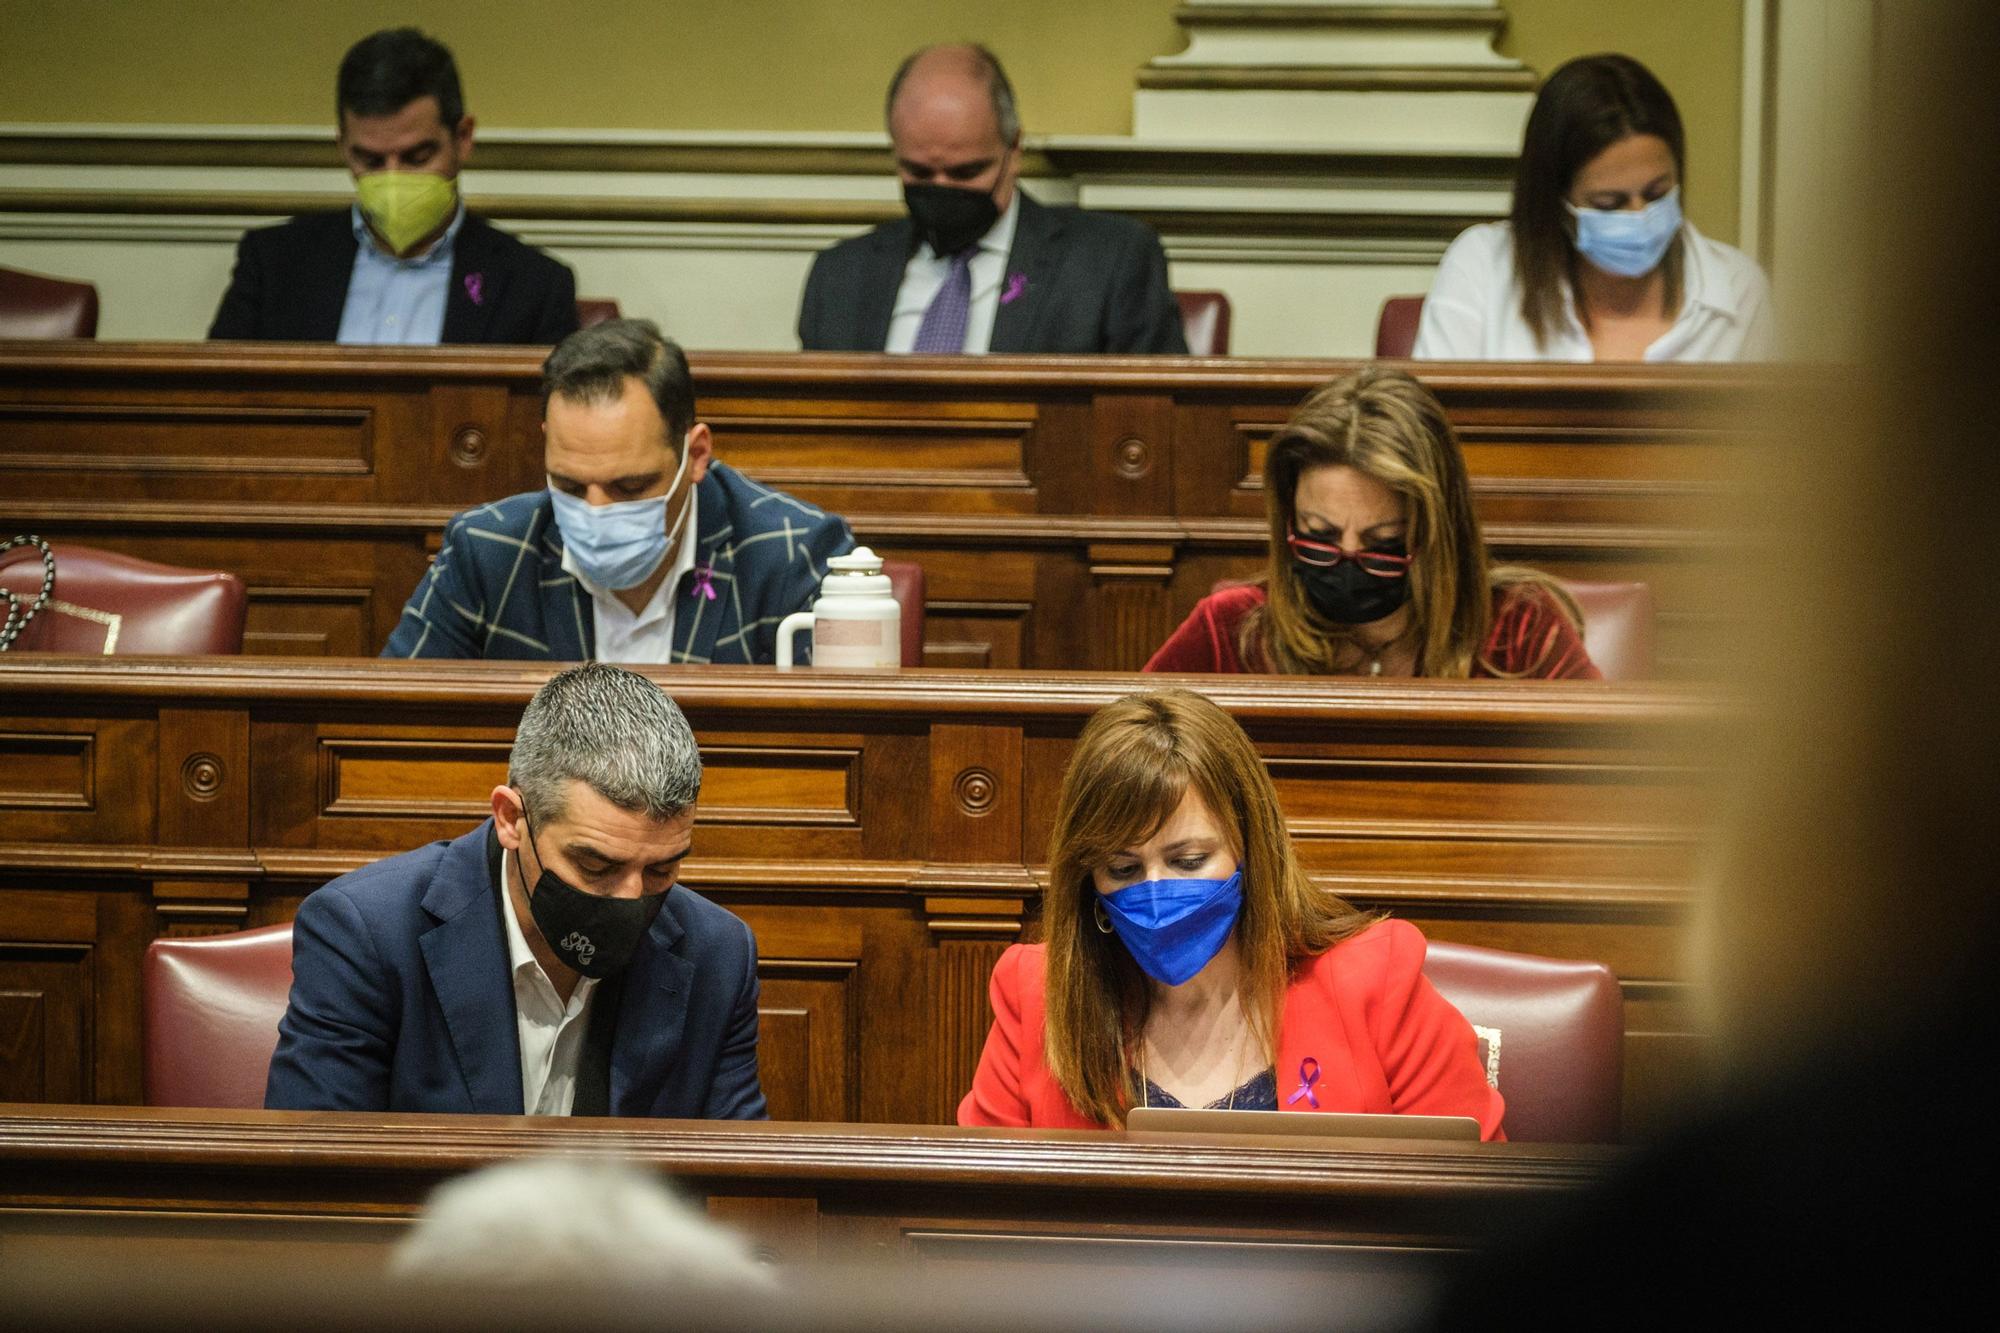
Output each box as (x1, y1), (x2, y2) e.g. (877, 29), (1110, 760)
(797, 193), (1188, 355)
(266, 821), (767, 1118)
(381, 461), (853, 662)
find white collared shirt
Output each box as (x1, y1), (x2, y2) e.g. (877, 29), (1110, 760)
(560, 482), (702, 665)
(884, 193), (1022, 354)
(499, 848), (598, 1116)
(1412, 219), (1775, 362)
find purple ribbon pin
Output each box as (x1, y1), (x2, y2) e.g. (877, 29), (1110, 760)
(1001, 272), (1027, 305)
(689, 564), (717, 601)
(463, 272), (485, 306)
(1285, 1056), (1321, 1108)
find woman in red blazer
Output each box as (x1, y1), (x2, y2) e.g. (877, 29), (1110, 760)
(1143, 367), (1596, 681)
(958, 688), (1504, 1138)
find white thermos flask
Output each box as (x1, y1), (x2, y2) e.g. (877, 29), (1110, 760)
(774, 546), (902, 669)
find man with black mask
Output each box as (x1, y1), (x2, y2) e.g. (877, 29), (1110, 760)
(267, 663), (765, 1118)
(797, 44), (1188, 355)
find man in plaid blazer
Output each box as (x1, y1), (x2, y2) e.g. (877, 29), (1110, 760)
(384, 320), (852, 663)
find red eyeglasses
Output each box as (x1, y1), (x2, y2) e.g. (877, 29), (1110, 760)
(1285, 530), (1413, 577)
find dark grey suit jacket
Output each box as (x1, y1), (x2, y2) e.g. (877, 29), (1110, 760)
(797, 193), (1188, 354)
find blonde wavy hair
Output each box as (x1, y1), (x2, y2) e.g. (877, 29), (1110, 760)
(1041, 689), (1378, 1127)
(1242, 366), (1579, 678)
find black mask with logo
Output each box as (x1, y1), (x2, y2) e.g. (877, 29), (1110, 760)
(1293, 548), (1414, 625)
(517, 810), (670, 979)
(903, 182), (1000, 257)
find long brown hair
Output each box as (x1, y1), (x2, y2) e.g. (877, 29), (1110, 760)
(1041, 689), (1378, 1127)
(1244, 367), (1578, 678)
(1513, 54), (1687, 348)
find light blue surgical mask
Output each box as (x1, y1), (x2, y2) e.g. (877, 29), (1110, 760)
(1567, 185), (1682, 278)
(547, 440), (694, 591)
(1095, 868), (1244, 988)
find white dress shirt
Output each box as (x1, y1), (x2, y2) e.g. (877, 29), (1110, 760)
(499, 848), (598, 1116)
(884, 193), (1022, 354)
(1412, 219), (1775, 362)
(560, 481), (703, 664)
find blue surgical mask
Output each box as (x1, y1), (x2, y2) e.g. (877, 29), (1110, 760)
(1568, 186), (1682, 278)
(548, 439), (694, 591)
(1096, 868), (1244, 987)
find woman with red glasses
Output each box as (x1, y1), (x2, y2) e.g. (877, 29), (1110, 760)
(1145, 367), (1597, 679)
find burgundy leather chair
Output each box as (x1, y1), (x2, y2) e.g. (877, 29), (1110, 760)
(143, 924), (294, 1109)
(0, 264), (100, 339)
(1375, 295), (1426, 358)
(1174, 290), (1232, 355)
(575, 297), (622, 329)
(1558, 578), (1655, 681)
(0, 543), (247, 654)
(1422, 939), (1623, 1143)
(882, 559), (927, 667)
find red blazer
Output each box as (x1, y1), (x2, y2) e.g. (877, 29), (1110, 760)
(1143, 582), (1599, 679)
(958, 919), (1506, 1140)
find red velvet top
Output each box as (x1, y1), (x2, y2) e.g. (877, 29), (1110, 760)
(957, 919), (1507, 1139)
(1142, 582), (1600, 679)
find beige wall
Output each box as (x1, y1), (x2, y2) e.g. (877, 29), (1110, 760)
(5, 1), (1742, 239)
(0, 0), (1182, 136)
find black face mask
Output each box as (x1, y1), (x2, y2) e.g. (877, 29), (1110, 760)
(903, 182), (1000, 257)
(518, 812), (670, 979)
(1294, 550), (1413, 625)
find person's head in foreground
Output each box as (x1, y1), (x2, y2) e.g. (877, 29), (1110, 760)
(1514, 53), (1686, 345)
(336, 28), (474, 259)
(390, 1157), (771, 1295)
(1044, 691), (1387, 1126)
(493, 660), (702, 981)
(1247, 367), (1590, 678)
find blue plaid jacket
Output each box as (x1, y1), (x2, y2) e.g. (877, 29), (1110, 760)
(383, 462), (853, 662)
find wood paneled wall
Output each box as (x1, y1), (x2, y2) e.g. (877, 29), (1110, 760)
(0, 657), (1721, 1137)
(0, 344), (1774, 672)
(0, 1104), (1619, 1289)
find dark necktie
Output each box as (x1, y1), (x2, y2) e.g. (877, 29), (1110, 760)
(911, 249), (975, 353)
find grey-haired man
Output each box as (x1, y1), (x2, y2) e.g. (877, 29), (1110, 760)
(267, 662), (765, 1118)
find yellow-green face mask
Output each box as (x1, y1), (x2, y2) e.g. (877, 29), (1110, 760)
(354, 172), (457, 256)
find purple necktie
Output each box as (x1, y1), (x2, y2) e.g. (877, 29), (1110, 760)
(911, 250), (974, 353)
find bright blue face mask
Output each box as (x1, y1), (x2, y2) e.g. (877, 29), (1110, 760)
(548, 439), (693, 590)
(1096, 867), (1244, 987)
(1568, 185), (1682, 278)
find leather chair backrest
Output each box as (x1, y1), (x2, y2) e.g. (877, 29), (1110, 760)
(1174, 290), (1232, 356)
(575, 297), (622, 330)
(881, 559), (926, 667)
(1421, 939), (1623, 1143)
(1557, 579), (1655, 681)
(0, 543), (247, 654)
(143, 924), (295, 1109)
(1375, 296), (1426, 358)
(0, 264), (100, 339)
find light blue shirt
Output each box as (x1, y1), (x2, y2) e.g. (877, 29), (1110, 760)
(335, 202), (465, 345)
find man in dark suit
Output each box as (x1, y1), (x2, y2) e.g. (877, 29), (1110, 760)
(382, 319), (853, 663)
(209, 28), (577, 345)
(797, 44), (1187, 356)
(267, 662), (765, 1118)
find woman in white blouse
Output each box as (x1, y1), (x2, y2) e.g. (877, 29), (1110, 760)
(1414, 54), (1772, 363)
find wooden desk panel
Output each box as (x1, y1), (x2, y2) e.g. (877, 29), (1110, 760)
(0, 1104), (1618, 1284)
(0, 657), (1718, 1136)
(0, 344), (1777, 671)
